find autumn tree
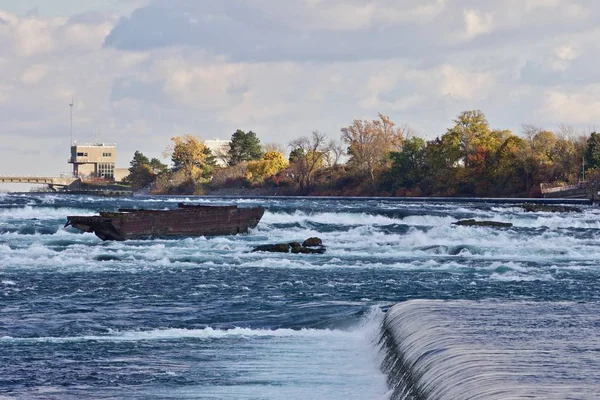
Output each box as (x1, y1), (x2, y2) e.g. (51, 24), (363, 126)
(493, 136), (528, 195)
(288, 131), (328, 192)
(167, 135), (216, 183)
(228, 130), (264, 166)
(340, 113), (404, 185)
(246, 151), (288, 182)
(263, 142), (286, 154)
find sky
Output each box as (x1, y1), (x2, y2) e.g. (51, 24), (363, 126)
(1, 0), (599, 177)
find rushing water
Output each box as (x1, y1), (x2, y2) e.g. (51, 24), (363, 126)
(0, 194), (599, 399)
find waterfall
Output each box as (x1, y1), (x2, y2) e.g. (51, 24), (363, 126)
(378, 300), (600, 400)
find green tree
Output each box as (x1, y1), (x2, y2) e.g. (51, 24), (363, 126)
(149, 158), (168, 175)
(124, 151), (156, 190)
(385, 137), (426, 191)
(228, 130), (264, 166)
(289, 148), (305, 163)
(493, 136), (528, 195)
(585, 132), (600, 170)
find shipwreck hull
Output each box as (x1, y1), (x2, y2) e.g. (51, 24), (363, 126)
(65, 204), (264, 241)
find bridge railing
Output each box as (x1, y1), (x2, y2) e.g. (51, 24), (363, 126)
(540, 182), (587, 194)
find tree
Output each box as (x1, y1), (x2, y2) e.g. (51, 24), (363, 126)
(386, 137), (426, 191)
(167, 135), (216, 182)
(585, 132), (600, 170)
(263, 142), (286, 154)
(288, 131), (328, 192)
(228, 130), (264, 166)
(322, 140), (345, 169)
(149, 158), (168, 175)
(289, 148), (305, 164)
(445, 110), (506, 167)
(493, 136), (528, 195)
(124, 151), (156, 190)
(341, 113), (404, 184)
(246, 151), (288, 182)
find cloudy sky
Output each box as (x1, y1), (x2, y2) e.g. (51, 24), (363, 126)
(1, 0), (599, 177)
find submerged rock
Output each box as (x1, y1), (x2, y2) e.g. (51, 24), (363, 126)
(302, 237), (323, 247)
(252, 238), (326, 254)
(522, 203), (582, 213)
(251, 243), (291, 253)
(453, 219), (513, 228)
(291, 246), (326, 254)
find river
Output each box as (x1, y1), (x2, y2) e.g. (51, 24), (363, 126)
(0, 194), (598, 399)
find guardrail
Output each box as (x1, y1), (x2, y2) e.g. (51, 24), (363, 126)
(541, 184), (586, 194)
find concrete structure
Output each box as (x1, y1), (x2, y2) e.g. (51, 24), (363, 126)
(540, 182), (589, 199)
(0, 176), (78, 191)
(69, 143), (118, 180)
(204, 139), (230, 167)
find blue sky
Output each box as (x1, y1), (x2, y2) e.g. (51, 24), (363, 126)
(1, 0), (599, 177)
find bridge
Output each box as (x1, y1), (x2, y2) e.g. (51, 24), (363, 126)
(0, 176), (79, 191)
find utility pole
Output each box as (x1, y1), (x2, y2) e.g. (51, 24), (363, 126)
(69, 97), (74, 146)
(582, 156), (586, 182)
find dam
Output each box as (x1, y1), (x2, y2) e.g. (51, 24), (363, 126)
(380, 300), (600, 399)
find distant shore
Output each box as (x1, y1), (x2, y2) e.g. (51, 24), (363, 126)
(13, 190), (592, 205)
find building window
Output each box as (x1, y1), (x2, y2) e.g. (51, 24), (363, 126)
(77, 152), (88, 157)
(102, 152), (112, 157)
(97, 163), (115, 179)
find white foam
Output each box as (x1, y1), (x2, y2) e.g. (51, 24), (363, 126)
(0, 206), (95, 220)
(1, 324), (362, 343)
(263, 211), (401, 226)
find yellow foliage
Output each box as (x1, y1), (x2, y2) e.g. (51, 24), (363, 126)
(246, 151), (288, 181)
(168, 135), (213, 182)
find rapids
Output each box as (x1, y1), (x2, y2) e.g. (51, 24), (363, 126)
(0, 194), (598, 399)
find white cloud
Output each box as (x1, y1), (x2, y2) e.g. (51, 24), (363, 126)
(161, 61), (247, 108)
(541, 87), (600, 124)
(20, 65), (47, 84)
(14, 17), (57, 56)
(554, 44), (581, 60)
(439, 65), (494, 100)
(550, 43), (582, 70)
(462, 9), (494, 40)
(268, 0), (448, 31)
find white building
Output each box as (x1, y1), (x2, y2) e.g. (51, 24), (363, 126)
(204, 139), (231, 167)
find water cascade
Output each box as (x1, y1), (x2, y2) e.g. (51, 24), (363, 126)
(379, 300), (600, 399)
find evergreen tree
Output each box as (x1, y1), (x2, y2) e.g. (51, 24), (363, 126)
(585, 132), (600, 170)
(228, 130), (264, 166)
(125, 151), (156, 190)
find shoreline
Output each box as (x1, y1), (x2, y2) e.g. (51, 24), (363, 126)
(10, 191), (592, 205)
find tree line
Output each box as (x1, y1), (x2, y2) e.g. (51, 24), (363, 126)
(125, 110), (600, 197)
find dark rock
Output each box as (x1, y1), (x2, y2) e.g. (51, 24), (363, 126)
(291, 246), (326, 254)
(522, 203), (582, 213)
(302, 237), (323, 247)
(252, 238), (326, 254)
(453, 219), (513, 228)
(252, 243), (291, 253)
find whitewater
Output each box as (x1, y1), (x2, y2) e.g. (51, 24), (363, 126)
(0, 194), (599, 399)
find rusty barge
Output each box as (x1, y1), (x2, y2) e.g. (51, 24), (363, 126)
(65, 203), (265, 241)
